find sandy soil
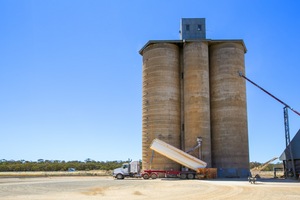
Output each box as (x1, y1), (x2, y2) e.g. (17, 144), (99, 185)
(0, 176), (299, 200)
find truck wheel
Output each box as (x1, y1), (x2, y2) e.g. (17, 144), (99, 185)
(116, 174), (124, 180)
(187, 173), (194, 179)
(151, 173), (157, 179)
(143, 173), (150, 179)
(180, 173), (187, 179)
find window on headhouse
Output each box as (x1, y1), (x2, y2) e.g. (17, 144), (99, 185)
(186, 24), (190, 31)
(197, 24), (202, 31)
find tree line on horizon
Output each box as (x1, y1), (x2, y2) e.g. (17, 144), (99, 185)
(0, 159), (282, 172)
(0, 159), (127, 172)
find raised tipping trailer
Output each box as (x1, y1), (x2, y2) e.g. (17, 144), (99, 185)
(112, 139), (216, 179)
(141, 139), (213, 179)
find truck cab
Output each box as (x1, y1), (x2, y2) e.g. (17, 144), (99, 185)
(113, 163), (129, 179)
(113, 161), (141, 179)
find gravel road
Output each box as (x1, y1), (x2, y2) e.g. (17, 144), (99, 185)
(0, 176), (299, 200)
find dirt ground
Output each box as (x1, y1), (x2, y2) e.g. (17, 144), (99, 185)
(0, 176), (299, 200)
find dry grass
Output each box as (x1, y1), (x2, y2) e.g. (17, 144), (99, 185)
(252, 170), (284, 178)
(0, 170), (112, 177)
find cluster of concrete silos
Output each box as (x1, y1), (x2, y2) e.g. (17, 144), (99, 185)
(140, 39), (249, 177)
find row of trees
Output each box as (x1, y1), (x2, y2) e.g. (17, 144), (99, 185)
(0, 159), (282, 172)
(0, 159), (127, 171)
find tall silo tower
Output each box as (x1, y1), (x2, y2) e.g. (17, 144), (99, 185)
(209, 42), (249, 176)
(141, 43), (181, 170)
(181, 18), (212, 167)
(183, 41), (212, 167)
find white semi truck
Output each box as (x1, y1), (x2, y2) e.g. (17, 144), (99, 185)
(112, 160), (141, 179)
(112, 138), (211, 179)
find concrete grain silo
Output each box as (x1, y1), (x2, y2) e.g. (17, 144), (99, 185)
(141, 42), (181, 170)
(209, 42), (249, 176)
(139, 18), (250, 177)
(183, 41), (212, 167)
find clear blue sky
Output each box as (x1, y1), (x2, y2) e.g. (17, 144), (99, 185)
(0, 0), (299, 163)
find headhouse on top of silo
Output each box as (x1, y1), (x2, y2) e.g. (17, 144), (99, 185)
(180, 18), (206, 40)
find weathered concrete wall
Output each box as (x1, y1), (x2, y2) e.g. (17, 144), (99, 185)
(183, 41), (212, 167)
(141, 43), (181, 170)
(209, 42), (249, 169)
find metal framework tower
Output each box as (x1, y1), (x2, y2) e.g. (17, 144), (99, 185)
(239, 72), (299, 178)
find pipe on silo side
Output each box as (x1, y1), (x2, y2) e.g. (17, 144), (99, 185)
(183, 42), (212, 167)
(209, 42), (249, 177)
(141, 43), (181, 171)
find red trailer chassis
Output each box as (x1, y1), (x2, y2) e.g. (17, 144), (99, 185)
(142, 169), (197, 179)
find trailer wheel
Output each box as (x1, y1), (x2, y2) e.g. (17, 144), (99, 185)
(143, 173), (150, 179)
(180, 173), (187, 179)
(116, 174), (124, 180)
(187, 173), (194, 179)
(151, 173), (157, 179)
